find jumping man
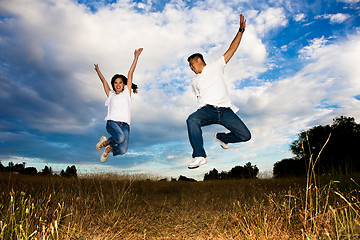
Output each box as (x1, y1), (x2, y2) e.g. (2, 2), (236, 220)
(186, 14), (251, 169)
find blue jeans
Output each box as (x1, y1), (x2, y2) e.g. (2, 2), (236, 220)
(106, 120), (130, 156)
(186, 105), (251, 158)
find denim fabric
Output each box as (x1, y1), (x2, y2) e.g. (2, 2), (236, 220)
(106, 120), (130, 156)
(186, 105), (251, 158)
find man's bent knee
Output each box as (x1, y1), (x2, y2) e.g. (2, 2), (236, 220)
(186, 114), (199, 126)
(244, 131), (251, 141)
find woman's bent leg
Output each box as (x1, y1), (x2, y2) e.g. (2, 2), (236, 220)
(106, 120), (126, 156)
(116, 123), (130, 155)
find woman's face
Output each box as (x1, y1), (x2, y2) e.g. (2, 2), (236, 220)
(114, 78), (125, 93)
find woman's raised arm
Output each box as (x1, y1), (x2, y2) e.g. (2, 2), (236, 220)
(127, 48), (143, 95)
(94, 64), (111, 97)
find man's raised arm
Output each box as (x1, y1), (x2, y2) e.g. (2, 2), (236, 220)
(223, 14), (246, 64)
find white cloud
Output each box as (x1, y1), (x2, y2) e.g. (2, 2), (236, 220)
(337, 0), (360, 3)
(294, 13), (306, 22)
(231, 33), (360, 155)
(315, 13), (351, 24)
(298, 36), (329, 59)
(247, 7), (288, 36)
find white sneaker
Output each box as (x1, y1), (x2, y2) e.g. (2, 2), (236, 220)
(96, 136), (107, 151)
(100, 146), (111, 163)
(215, 133), (229, 149)
(188, 157), (207, 169)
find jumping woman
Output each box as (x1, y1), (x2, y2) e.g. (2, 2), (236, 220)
(94, 48), (143, 162)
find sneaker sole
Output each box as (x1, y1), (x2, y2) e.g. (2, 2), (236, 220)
(100, 153), (108, 162)
(96, 136), (107, 151)
(215, 133), (229, 149)
(188, 159), (207, 169)
(188, 165), (199, 169)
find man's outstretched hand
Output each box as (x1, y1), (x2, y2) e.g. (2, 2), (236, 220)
(240, 14), (246, 30)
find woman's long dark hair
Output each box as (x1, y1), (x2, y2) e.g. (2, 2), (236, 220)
(111, 74), (138, 94)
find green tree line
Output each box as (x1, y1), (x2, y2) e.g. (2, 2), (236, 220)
(0, 161), (77, 177)
(273, 116), (360, 177)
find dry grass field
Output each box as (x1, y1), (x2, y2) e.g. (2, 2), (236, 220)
(0, 172), (359, 239)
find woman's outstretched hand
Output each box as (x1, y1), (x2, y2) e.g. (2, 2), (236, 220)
(134, 48), (143, 58)
(94, 64), (101, 73)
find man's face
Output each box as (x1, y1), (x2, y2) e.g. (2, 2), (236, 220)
(189, 57), (204, 74)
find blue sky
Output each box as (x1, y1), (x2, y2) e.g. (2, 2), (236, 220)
(1, 0), (360, 180)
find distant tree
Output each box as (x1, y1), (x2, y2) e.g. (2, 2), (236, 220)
(204, 162), (259, 181)
(219, 170), (228, 179)
(178, 175), (196, 182)
(227, 166), (243, 179)
(8, 162), (14, 171)
(68, 165), (77, 177)
(283, 116), (360, 176)
(273, 158), (306, 178)
(204, 168), (220, 181)
(243, 162), (259, 179)
(0, 162), (4, 171)
(328, 116), (360, 173)
(42, 166), (53, 176)
(23, 167), (38, 175)
(228, 162), (259, 179)
(12, 163), (25, 173)
(61, 165), (77, 178)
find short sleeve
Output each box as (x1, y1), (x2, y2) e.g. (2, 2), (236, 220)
(191, 77), (200, 98)
(219, 56), (226, 68)
(105, 90), (115, 106)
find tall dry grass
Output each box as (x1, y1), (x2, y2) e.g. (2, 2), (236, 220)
(0, 169), (359, 239)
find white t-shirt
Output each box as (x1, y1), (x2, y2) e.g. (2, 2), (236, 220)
(191, 56), (238, 112)
(105, 88), (131, 125)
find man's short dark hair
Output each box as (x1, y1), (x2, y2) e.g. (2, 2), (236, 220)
(187, 53), (206, 64)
